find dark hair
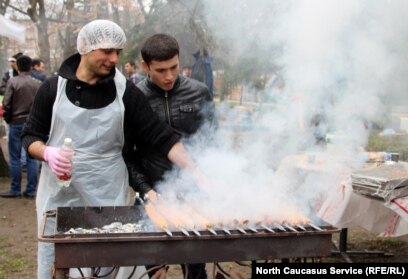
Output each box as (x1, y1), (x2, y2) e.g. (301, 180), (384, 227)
(16, 55), (32, 72)
(125, 60), (137, 67)
(12, 52), (23, 60)
(141, 34), (179, 65)
(32, 58), (44, 67)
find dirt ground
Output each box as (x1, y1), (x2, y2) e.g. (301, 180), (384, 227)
(1, 176), (408, 279)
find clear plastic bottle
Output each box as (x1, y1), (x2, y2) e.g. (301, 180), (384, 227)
(57, 137), (73, 187)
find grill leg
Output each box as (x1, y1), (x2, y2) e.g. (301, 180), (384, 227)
(339, 228), (348, 252)
(332, 228), (393, 263)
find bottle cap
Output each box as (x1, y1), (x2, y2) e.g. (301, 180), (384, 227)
(64, 138), (73, 147)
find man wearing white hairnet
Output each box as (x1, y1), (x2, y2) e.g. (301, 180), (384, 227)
(22, 19), (200, 279)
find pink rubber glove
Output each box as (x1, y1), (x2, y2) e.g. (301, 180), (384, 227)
(43, 146), (74, 176)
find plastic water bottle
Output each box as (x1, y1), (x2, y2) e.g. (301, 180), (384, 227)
(57, 138), (73, 187)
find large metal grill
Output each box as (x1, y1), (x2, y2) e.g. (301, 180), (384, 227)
(40, 206), (337, 275)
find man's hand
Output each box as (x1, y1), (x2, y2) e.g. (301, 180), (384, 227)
(230, 269), (248, 279)
(146, 189), (159, 202)
(151, 266), (167, 279)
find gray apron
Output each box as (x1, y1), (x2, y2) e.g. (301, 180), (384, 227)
(36, 70), (130, 278)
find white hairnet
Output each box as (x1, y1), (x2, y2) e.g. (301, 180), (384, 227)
(77, 19), (127, 55)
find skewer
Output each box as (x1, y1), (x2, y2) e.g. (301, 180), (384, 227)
(208, 228), (217, 235)
(273, 223), (286, 231)
(217, 223), (231, 235)
(247, 226), (258, 233)
(296, 224), (307, 231)
(308, 223), (324, 231)
(236, 227), (247, 234)
(163, 228), (172, 236)
(192, 229), (201, 236)
(284, 224), (298, 232)
(180, 228), (190, 236)
(261, 224), (275, 233)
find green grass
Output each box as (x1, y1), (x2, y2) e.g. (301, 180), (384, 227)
(361, 238), (406, 251)
(0, 237), (26, 279)
(367, 132), (408, 161)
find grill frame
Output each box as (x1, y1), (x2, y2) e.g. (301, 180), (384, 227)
(40, 206), (337, 268)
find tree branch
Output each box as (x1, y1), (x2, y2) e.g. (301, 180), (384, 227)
(6, 2), (29, 16)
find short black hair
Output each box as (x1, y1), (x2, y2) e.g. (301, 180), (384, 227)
(141, 34), (179, 65)
(16, 55), (32, 72)
(32, 58), (44, 67)
(12, 52), (23, 60)
(125, 60), (137, 67)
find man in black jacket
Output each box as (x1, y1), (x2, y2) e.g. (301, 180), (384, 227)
(125, 33), (216, 279)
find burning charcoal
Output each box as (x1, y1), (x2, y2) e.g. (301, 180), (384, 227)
(65, 228), (78, 234)
(64, 222), (146, 234)
(121, 223), (143, 233)
(102, 222), (123, 230)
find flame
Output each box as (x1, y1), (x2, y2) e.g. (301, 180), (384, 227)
(144, 203), (168, 230)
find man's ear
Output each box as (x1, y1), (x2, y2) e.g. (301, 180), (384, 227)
(140, 60), (149, 72)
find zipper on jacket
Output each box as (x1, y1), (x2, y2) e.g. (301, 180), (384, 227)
(164, 91), (172, 126)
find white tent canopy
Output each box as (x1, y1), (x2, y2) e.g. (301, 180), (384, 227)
(0, 15), (25, 44)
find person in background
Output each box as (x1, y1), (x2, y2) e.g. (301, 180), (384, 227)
(0, 55), (41, 199)
(182, 66), (192, 77)
(31, 58), (47, 82)
(125, 33), (216, 279)
(124, 60), (144, 85)
(21, 20), (203, 278)
(0, 52), (23, 95)
(0, 52), (27, 168)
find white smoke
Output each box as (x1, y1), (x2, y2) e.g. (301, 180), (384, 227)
(151, 0), (408, 227)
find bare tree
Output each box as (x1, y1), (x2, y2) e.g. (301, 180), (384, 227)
(0, 0), (11, 72)
(27, 0), (51, 71)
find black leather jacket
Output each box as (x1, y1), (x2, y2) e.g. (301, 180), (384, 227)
(126, 75), (216, 194)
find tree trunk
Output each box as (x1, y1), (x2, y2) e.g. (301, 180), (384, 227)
(36, 16), (50, 73)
